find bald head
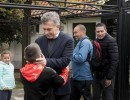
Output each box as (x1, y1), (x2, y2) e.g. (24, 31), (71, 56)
(73, 24), (86, 40)
(74, 24), (86, 34)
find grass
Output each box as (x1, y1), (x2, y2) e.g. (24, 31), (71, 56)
(14, 69), (23, 89)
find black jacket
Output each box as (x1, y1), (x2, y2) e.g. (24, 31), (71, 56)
(96, 33), (119, 80)
(35, 32), (74, 95)
(21, 67), (64, 100)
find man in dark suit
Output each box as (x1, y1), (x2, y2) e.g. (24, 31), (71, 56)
(35, 11), (74, 100)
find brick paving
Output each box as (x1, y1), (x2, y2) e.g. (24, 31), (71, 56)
(11, 89), (24, 100)
(11, 88), (84, 100)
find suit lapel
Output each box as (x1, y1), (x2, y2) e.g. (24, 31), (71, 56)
(49, 32), (64, 57)
(42, 36), (49, 57)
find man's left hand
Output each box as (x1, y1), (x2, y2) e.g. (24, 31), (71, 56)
(105, 79), (111, 87)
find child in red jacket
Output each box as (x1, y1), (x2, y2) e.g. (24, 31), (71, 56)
(20, 43), (69, 100)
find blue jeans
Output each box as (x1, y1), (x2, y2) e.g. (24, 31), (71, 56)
(0, 90), (12, 100)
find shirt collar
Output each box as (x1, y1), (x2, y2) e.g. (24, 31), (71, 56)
(53, 31), (60, 39)
(80, 36), (89, 41)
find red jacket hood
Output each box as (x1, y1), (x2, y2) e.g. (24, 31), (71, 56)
(20, 63), (45, 82)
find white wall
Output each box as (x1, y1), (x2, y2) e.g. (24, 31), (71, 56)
(62, 17), (101, 37)
(31, 33), (42, 43)
(10, 42), (22, 69)
(10, 34), (42, 69)
(39, 24), (43, 35)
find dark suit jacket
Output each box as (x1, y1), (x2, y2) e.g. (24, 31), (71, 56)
(35, 32), (74, 95)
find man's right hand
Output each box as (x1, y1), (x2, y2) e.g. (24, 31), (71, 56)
(35, 54), (47, 65)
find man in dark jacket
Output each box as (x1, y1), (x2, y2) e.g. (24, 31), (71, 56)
(93, 23), (119, 100)
(35, 12), (74, 100)
(20, 43), (69, 100)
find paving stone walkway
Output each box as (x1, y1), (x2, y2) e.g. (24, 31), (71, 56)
(11, 89), (24, 100)
(10, 88), (84, 100)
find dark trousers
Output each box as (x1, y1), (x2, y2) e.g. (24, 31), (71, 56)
(55, 94), (70, 100)
(0, 90), (12, 100)
(70, 78), (92, 100)
(92, 75), (114, 100)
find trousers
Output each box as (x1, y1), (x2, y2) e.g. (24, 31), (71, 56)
(92, 75), (114, 100)
(70, 78), (92, 100)
(0, 90), (12, 100)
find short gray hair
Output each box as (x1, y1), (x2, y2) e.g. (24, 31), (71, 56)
(41, 12), (60, 26)
(75, 24), (86, 33)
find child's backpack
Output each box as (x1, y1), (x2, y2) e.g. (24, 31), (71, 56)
(87, 40), (102, 70)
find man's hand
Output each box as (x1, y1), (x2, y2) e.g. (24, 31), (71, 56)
(105, 79), (112, 87)
(35, 54), (47, 65)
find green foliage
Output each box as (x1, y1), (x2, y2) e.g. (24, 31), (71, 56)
(0, 0), (25, 44)
(0, 0), (26, 3)
(0, 0), (6, 2)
